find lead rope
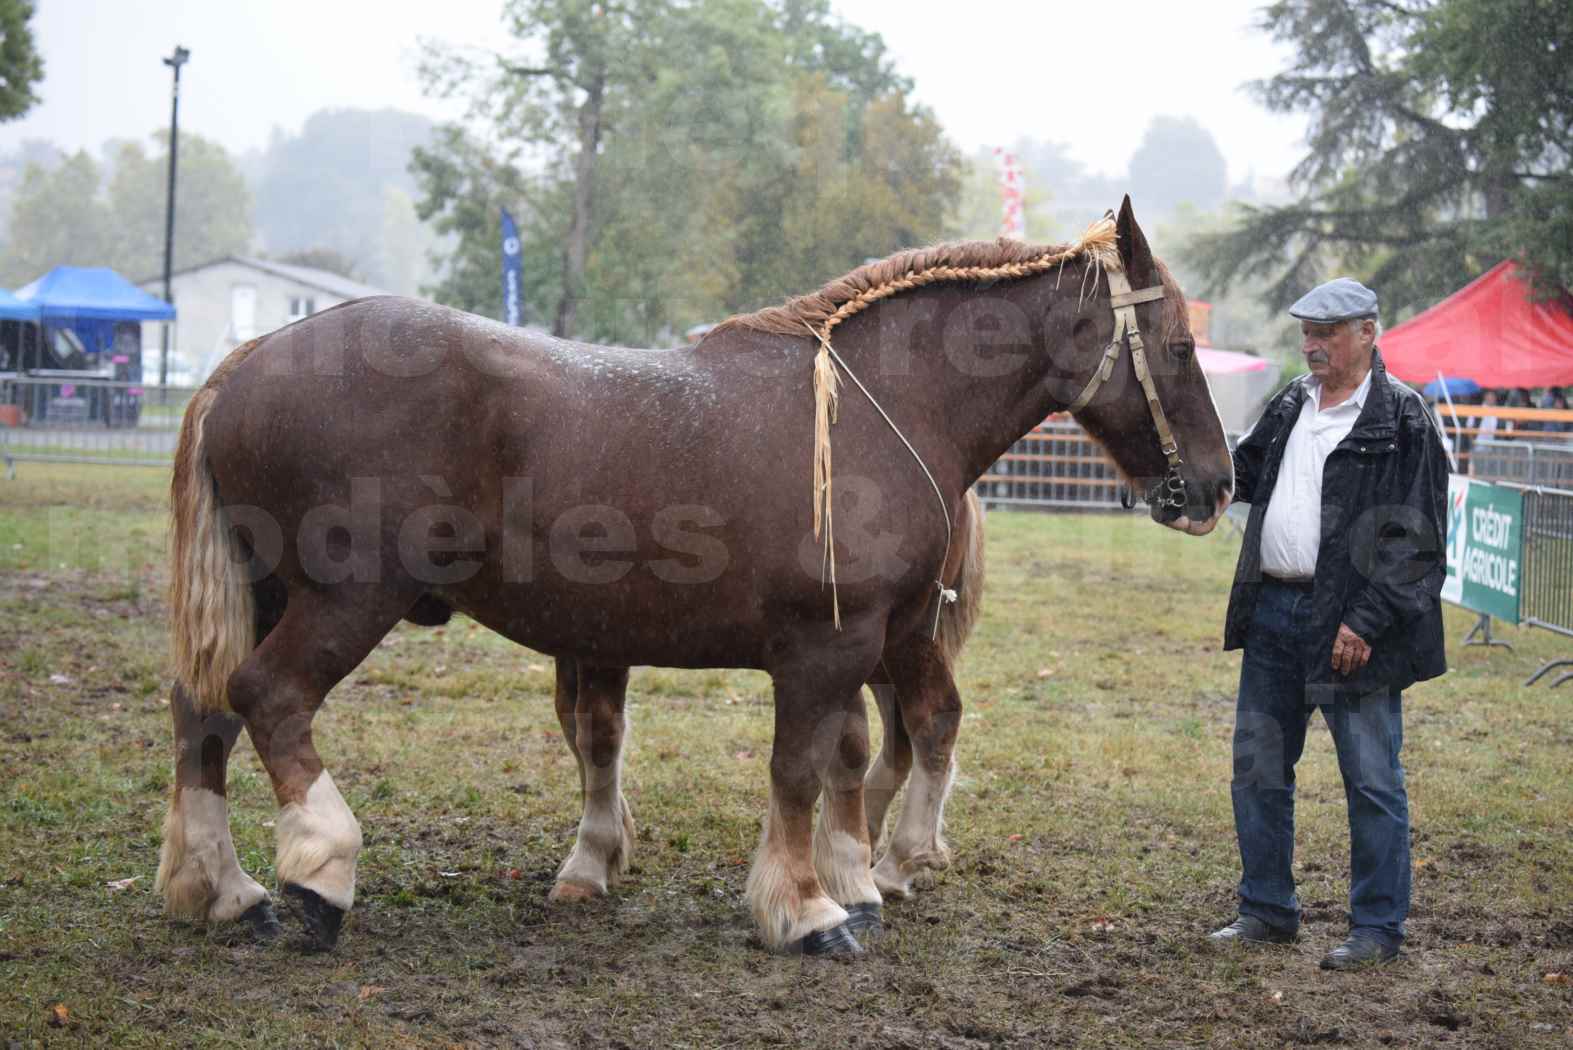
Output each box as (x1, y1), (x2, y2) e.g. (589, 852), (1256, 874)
(802, 320), (957, 639)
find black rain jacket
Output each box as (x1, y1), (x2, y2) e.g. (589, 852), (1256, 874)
(1224, 349), (1449, 694)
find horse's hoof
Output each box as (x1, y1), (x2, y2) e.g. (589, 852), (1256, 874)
(238, 899), (284, 942)
(547, 880), (600, 903)
(844, 902), (883, 940)
(872, 866), (913, 900)
(793, 922), (864, 956)
(283, 883), (344, 951)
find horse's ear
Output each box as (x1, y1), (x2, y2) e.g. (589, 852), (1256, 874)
(1115, 195), (1156, 282)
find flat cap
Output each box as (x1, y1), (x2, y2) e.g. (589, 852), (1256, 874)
(1288, 277), (1379, 323)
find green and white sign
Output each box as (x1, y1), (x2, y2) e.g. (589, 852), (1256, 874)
(1442, 475), (1523, 623)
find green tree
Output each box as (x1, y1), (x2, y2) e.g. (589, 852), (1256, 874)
(0, 133), (253, 287)
(252, 108), (436, 291)
(0, 0), (43, 122)
(1127, 115), (1227, 220)
(415, 0), (959, 343)
(105, 133), (253, 279)
(412, 124), (545, 322)
(0, 151), (109, 285)
(376, 185), (442, 298)
(1193, 0), (1573, 316)
(753, 75), (959, 311)
(421, 0), (673, 336)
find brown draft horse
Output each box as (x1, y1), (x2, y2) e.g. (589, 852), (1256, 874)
(546, 487), (986, 935)
(155, 198), (1232, 956)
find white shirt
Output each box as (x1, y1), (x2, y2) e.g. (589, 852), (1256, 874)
(1259, 369), (1373, 579)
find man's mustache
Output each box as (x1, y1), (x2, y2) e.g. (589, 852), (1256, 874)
(1306, 350), (1330, 365)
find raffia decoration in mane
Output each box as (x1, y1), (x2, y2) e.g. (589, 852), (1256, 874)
(714, 216), (1122, 626)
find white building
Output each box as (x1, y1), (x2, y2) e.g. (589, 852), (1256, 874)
(139, 257), (393, 383)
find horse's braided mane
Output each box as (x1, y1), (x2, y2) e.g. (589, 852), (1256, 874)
(700, 217), (1122, 629)
(705, 216), (1121, 345)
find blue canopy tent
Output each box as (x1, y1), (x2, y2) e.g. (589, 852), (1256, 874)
(17, 266), (175, 363)
(11, 267), (175, 425)
(0, 287), (41, 323)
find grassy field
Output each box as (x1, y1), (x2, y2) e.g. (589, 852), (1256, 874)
(2, 463), (1571, 1048)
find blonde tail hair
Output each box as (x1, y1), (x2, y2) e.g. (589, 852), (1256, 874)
(169, 387), (255, 715)
(936, 488), (986, 667)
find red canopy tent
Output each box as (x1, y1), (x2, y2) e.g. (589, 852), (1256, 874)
(1380, 261), (1573, 388)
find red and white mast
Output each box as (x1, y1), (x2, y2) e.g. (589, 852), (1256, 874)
(994, 147), (1025, 240)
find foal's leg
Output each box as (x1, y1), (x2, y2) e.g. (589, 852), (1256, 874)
(553, 657), (584, 795)
(550, 663), (636, 902)
(871, 640), (962, 899)
(863, 665), (913, 850)
(154, 682), (279, 935)
(811, 685), (884, 937)
(747, 653), (876, 954)
(226, 592), (402, 950)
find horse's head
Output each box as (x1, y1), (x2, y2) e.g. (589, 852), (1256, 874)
(1067, 196), (1233, 535)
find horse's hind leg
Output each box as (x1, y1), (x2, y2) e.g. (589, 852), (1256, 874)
(154, 682), (279, 937)
(871, 640), (962, 900)
(156, 576), (287, 937)
(226, 589), (405, 950)
(550, 662), (636, 902)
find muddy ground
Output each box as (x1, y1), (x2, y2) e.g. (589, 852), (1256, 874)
(1, 480), (1570, 1048)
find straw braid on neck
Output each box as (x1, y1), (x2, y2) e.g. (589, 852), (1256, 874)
(799, 217), (1120, 627)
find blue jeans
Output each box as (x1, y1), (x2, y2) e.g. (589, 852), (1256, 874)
(1231, 581), (1411, 946)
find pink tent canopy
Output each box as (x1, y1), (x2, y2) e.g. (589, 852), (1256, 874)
(1380, 261), (1573, 387)
(1196, 346), (1269, 375)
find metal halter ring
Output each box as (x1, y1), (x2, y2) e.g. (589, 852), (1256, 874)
(1146, 464), (1187, 511)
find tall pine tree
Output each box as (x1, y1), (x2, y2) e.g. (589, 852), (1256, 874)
(1194, 0), (1573, 315)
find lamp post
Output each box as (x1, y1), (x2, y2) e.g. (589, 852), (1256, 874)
(158, 45), (189, 390)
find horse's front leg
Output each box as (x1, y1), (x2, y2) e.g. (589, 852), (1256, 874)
(550, 661), (635, 902)
(748, 649), (880, 955)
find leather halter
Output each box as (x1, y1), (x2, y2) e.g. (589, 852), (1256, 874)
(1066, 268), (1188, 515)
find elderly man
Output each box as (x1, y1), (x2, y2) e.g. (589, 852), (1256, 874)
(1208, 278), (1448, 970)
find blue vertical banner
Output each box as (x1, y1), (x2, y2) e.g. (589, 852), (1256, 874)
(501, 208), (523, 326)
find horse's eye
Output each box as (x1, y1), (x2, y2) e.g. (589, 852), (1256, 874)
(1169, 340), (1194, 361)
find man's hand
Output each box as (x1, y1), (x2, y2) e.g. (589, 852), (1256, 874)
(1331, 623), (1372, 676)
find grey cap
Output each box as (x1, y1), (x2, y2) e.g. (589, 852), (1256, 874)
(1288, 277), (1379, 323)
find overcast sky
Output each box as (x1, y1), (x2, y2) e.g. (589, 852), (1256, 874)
(3, 0), (1306, 183)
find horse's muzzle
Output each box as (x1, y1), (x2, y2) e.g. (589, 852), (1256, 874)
(1153, 478), (1232, 535)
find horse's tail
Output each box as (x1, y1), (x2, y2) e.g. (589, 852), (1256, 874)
(169, 355), (259, 716)
(937, 488), (986, 668)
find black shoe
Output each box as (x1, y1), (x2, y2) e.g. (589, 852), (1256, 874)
(1319, 934), (1399, 971)
(1208, 915), (1296, 945)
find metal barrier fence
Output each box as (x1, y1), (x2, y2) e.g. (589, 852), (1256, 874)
(1517, 485), (1573, 687)
(1519, 486), (1573, 639)
(1434, 404), (1573, 473)
(977, 417), (1135, 510)
(0, 380), (1186, 513)
(1469, 438), (1573, 489)
(1, 375), (196, 471)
